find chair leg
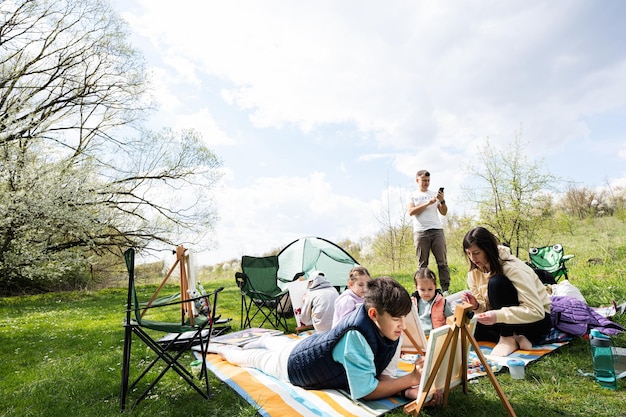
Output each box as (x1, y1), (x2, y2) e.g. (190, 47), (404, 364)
(259, 301), (290, 333)
(197, 318), (214, 397)
(274, 308), (290, 333)
(241, 294), (258, 328)
(241, 297), (265, 329)
(242, 297), (291, 332)
(120, 322), (133, 412)
(240, 294), (245, 328)
(137, 328), (210, 406)
(123, 324), (213, 410)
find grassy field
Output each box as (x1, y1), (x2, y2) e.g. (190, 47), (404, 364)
(1, 217), (626, 416)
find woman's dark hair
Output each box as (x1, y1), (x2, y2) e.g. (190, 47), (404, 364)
(364, 276), (412, 317)
(462, 226), (504, 276)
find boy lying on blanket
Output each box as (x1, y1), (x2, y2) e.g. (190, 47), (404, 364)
(216, 276), (443, 403)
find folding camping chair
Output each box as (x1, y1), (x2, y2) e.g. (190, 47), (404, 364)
(528, 244), (574, 283)
(235, 255), (292, 333)
(120, 247), (224, 411)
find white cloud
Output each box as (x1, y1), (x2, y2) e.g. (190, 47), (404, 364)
(173, 108), (235, 147)
(121, 1), (626, 151)
(195, 171), (380, 264)
(148, 67), (183, 113)
(112, 0), (626, 264)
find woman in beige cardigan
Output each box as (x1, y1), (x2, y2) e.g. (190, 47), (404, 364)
(461, 227), (552, 356)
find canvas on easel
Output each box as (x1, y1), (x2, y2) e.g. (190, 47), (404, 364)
(404, 302), (516, 417)
(401, 300), (428, 355)
(410, 313), (479, 404)
(415, 324), (465, 400)
(286, 277), (310, 329)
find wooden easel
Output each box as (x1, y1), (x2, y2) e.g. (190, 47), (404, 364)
(403, 302), (517, 417)
(141, 245), (196, 325)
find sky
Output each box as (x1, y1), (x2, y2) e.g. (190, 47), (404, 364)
(110, 0), (626, 266)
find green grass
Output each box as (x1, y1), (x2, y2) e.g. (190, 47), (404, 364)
(1, 217), (626, 416)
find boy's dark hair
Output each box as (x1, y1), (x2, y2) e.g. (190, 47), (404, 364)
(364, 276), (412, 317)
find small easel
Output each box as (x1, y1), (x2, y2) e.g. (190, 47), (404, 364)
(141, 245), (196, 325)
(403, 302), (517, 417)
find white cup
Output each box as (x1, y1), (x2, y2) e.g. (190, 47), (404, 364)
(190, 359), (203, 375)
(507, 359), (525, 379)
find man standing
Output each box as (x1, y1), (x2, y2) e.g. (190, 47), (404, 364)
(406, 169), (450, 295)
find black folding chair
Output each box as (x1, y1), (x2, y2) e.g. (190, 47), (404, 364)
(120, 247), (224, 411)
(235, 255), (293, 332)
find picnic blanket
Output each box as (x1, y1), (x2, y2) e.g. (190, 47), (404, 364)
(466, 339), (570, 379)
(196, 336), (569, 416)
(199, 352), (409, 416)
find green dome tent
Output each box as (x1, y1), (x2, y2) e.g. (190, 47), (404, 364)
(276, 236), (359, 290)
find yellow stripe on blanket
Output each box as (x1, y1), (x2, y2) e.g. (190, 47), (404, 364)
(399, 340), (570, 378)
(476, 340), (569, 364)
(203, 353), (407, 417)
(205, 355), (289, 413)
(201, 338), (569, 416)
(310, 390), (363, 416)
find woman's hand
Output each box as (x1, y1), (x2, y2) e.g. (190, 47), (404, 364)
(477, 310), (496, 325)
(462, 291), (478, 310)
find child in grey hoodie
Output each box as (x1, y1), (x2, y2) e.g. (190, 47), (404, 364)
(300, 271), (339, 332)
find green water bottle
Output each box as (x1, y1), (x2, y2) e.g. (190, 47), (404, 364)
(590, 329), (617, 390)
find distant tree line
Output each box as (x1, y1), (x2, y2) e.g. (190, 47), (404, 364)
(364, 135), (625, 272)
(205, 138), (626, 277)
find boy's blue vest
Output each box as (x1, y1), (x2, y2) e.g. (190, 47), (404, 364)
(287, 304), (398, 392)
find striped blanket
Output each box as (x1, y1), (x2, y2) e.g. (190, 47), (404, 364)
(466, 340), (570, 379)
(201, 353), (409, 416)
(198, 337), (569, 417)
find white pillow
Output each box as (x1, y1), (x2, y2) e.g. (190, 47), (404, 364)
(550, 280), (586, 304)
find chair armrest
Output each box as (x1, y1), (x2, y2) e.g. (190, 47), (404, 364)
(129, 287), (224, 313)
(245, 288), (288, 300)
(235, 272), (247, 288)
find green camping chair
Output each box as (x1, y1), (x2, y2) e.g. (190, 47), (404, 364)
(235, 255), (293, 332)
(528, 244), (574, 283)
(120, 248), (224, 411)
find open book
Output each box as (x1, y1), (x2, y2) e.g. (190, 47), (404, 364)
(209, 328), (283, 347)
